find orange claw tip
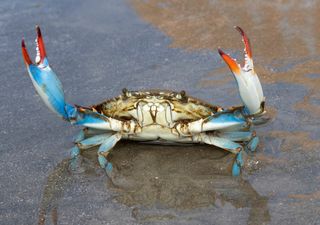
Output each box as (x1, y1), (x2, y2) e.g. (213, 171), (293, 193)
(218, 48), (241, 75)
(21, 39), (32, 65)
(234, 26), (252, 58)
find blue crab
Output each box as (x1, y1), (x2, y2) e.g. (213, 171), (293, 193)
(22, 26), (266, 176)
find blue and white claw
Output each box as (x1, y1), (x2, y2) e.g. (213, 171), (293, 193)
(22, 26), (123, 131)
(22, 26), (70, 120)
(218, 26), (265, 116)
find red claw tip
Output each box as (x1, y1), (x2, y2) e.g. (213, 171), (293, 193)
(235, 26), (244, 36)
(36, 25), (41, 37)
(235, 26), (252, 59)
(21, 39), (32, 65)
(35, 25), (47, 64)
(21, 38), (26, 48)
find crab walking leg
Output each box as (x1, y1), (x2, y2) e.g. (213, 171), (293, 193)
(22, 26), (124, 131)
(232, 151), (244, 176)
(217, 131), (254, 142)
(73, 130), (86, 144)
(73, 128), (107, 143)
(218, 26), (265, 115)
(197, 133), (243, 154)
(196, 133), (245, 176)
(185, 112), (249, 134)
(246, 136), (259, 152)
(97, 133), (122, 171)
(70, 133), (115, 170)
(71, 132), (114, 155)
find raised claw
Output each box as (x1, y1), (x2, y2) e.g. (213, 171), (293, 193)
(22, 26), (69, 120)
(22, 26), (125, 131)
(218, 27), (265, 115)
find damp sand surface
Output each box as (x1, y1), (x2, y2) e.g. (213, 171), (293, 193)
(0, 0), (319, 224)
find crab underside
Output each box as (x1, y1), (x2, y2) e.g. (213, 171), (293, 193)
(22, 26), (267, 176)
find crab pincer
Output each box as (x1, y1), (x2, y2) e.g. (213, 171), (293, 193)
(21, 26), (120, 130)
(22, 26), (70, 120)
(218, 26), (265, 116)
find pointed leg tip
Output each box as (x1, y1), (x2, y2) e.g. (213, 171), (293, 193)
(232, 152), (244, 176)
(232, 163), (241, 176)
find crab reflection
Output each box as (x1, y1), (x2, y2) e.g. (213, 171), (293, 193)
(38, 142), (270, 224)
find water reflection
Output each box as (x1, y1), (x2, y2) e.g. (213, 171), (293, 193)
(130, 0), (320, 121)
(130, 0), (320, 59)
(38, 142), (270, 224)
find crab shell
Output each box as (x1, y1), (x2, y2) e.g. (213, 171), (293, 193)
(92, 89), (218, 140)
(22, 26), (267, 176)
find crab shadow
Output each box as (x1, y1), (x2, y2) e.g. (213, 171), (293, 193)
(38, 141), (270, 224)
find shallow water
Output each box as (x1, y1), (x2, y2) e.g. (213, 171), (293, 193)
(0, 0), (319, 224)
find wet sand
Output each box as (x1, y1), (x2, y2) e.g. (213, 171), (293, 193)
(0, 0), (319, 224)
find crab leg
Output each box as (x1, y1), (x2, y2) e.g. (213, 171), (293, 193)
(70, 133), (121, 169)
(73, 128), (106, 143)
(186, 111), (249, 134)
(246, 136), (259, 152)
(218, 26), (265, 116)
(70, 133), (115, 159)
(232, 151), (244, 176)
(97, 133), (122, 171)
(196, 133), (244, 176)
(217, 131), (254, 142)
(22, 26), (124, 131)
(197, 133), (243, 154)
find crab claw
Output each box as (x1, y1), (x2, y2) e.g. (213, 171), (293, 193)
(218, 27), (264, 115)
(22, 26), (69, 120)
(35, 25), (48, 66)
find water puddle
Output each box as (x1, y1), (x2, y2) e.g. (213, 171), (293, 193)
(38, 142), (270, 224)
